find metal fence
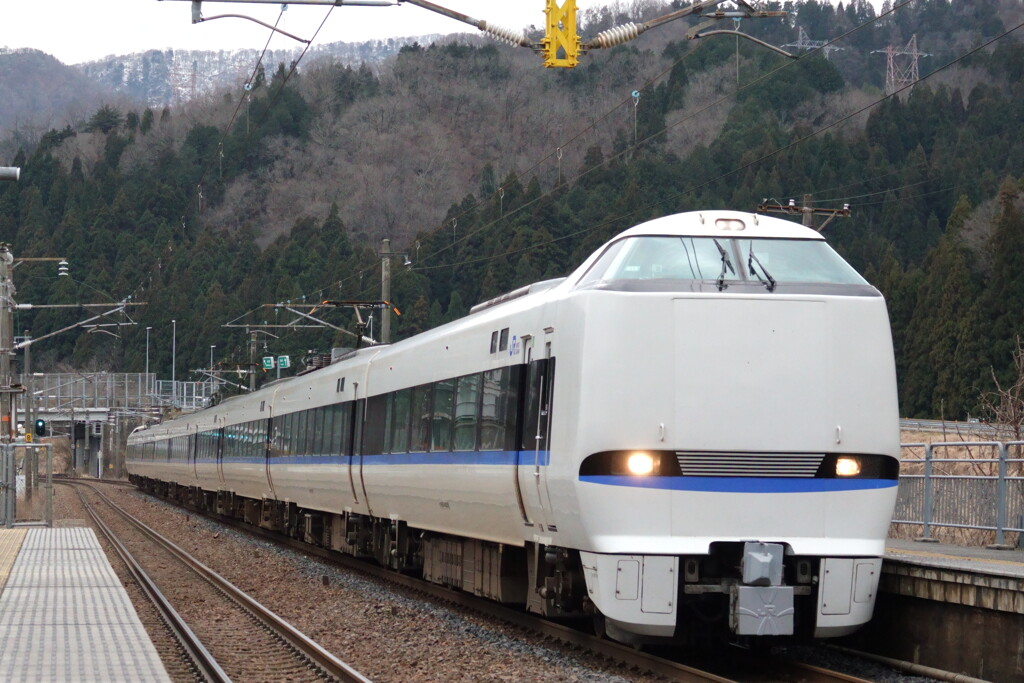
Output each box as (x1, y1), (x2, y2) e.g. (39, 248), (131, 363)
(894, 441), (1024, 546)
(152, 380), (218, 411)
(21, 373), (219, 413)
(25, 373), (156, 411)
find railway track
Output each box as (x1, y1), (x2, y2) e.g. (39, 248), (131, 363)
(60, 480), (370, 683)
(118, 484), (880, 683)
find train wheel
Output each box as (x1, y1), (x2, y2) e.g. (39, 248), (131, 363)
(592, 613), (607, 639)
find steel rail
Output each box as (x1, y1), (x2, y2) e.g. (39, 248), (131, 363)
(63, 482), (230, 683)
(67, 480), (371, 683)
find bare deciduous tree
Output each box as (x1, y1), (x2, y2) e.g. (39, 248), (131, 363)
(979, 336), (1024, 443)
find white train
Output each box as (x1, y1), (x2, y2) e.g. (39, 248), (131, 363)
(128, 210), (900, 644)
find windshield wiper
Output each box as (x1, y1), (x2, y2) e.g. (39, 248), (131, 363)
(714, 239), (734, 291)
(747, 244), (777, 292)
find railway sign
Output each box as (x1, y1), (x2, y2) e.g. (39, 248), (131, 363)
(262, 356), (275, 370)
(277, 356), (291, 369)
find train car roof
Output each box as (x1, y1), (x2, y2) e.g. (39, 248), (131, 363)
(619, 211), (824, 240)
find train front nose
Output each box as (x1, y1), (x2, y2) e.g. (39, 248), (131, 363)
(671, 297), (832, 452)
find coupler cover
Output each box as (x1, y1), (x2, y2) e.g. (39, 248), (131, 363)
(735, 585), (795, 635)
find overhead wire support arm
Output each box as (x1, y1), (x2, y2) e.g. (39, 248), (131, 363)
(12, 304), (133, 350)
(689, 30), (795, 59)
(584, 0), (787, 51)
(163, 0), (398, 43)
(585, 0), (729, 50)
(397, 0), (531, 47)
(757, 198), (851, 232)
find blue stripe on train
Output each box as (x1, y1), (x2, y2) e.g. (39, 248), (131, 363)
(578, 475), (897, 493)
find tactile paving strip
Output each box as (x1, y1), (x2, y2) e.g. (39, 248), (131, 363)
(0, 528), (171, 682)
(0, 529), (28, 593)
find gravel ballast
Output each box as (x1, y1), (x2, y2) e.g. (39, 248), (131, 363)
(51, 482), (658, 683)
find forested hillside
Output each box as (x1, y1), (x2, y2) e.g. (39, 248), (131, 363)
(1, 0), (1023, 420)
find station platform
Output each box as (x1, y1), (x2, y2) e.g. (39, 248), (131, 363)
(882, 538), (1023, 614)
(885, 537), (1024, 580)
(871, 539), (1023, 681)
(0, 526), (171, 682)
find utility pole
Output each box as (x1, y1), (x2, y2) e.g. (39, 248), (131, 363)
(249, 329), (257, 392)
(23, 330), (33, 498)
(0, 247), (18, 444)
(381, 239), (392, 345)
(0, 169), (19, 444)
(757, 195), (851, 232)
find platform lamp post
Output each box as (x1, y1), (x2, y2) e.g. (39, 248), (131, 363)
(145, 326), (152, 402)
(171, 320), (176, 408)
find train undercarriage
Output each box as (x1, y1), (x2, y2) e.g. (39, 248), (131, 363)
(131, 476), (845, 644)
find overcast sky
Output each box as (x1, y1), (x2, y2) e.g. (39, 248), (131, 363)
(2, 1), (623, 65)
(4, 1), (881, 66)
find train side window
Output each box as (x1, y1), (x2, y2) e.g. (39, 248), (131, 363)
(391, 389), (412, 454)
(320, 406), (334, 456)
(499, 328), (509, 352)
(299, 410), (311, 456)
(411, 384), (433, 453)
(332, 403), (349, 455)
(364, 395), (388, 455)
(306, 410), (317, 456)
(490, 331), (499, 354)
(454, 374), (481, 451)
(280, 413), (292, 458)
(299, 411), (310, 456)
(317, 407), (329, 456)
(481, 367), (517, 451)
(431, 379), (455, 452)
(268, 420), (278, 458)
(308, 408), (321, 457)
(521, 358), (555, 452)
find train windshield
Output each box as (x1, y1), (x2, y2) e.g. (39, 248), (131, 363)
(576, 236), (868, 288)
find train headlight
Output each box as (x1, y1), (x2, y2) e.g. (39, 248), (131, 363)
(626, 451), (657, 476)
(835, 456), (862, 477)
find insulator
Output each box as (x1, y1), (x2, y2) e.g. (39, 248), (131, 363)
(593, 23), (641, 49)
(483, 23), (526, 47)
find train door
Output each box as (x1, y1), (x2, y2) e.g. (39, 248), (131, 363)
(264, 413), (276, 500)
(347, 399), (363, 507)
(190, 426), (199, 481)
(354, 396), (374, 516)
(215, 420), (225, 485)
(517, 341), (556, 531)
